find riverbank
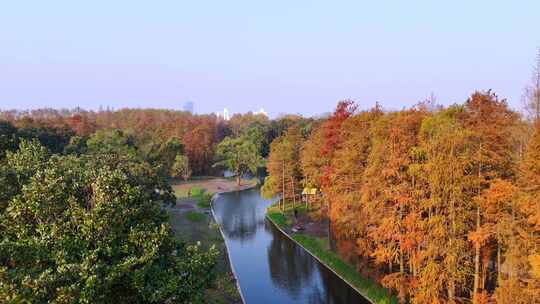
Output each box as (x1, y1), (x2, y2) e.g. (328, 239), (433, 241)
(167, 177), (258, 304)
(266, 204), (398, 304)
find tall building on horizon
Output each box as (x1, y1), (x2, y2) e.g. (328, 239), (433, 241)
(183, 101), (194, 114)
(216, 108), (230, 121)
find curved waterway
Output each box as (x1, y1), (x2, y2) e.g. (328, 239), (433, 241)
(212, 187), (370, 304)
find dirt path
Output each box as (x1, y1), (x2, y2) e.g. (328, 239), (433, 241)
(171, 177), (258, 197)
(294, 213), (328, 238)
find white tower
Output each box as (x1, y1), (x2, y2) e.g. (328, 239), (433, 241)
(254, 108), (268, 117)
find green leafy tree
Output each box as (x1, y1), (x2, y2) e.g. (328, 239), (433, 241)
(214, 136), (264, 186)
(0, 120), (18, 159)
(171, 154), (192, 181)
(16, 125), (74, 154)
(0, 140), (218, 303)
(86, 129), (137, 156)
(138, 136), (184, 178)
(0, 139), (49, 213)
(63, 135), (88, 155)
(242, 122), (269, 156)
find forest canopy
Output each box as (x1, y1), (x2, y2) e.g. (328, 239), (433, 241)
(263, 91), (540, 303)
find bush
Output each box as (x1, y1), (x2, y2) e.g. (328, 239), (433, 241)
(197, 193), (213, 209)
(189, 187), (204, 197)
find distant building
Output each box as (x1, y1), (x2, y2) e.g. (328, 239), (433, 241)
(254, 108), (268, 117)
(183, 101), (194, 114)
(216, 108), (230, 121)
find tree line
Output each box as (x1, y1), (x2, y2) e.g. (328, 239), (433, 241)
(0, 108), (312, 179)
(263, 92), (539, 303)
(0, 107), (313, 302)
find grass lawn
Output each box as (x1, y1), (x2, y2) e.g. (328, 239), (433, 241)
(167, 177), (250, 304)
(168, 200), (240, 303)
(186, 211), (206, 222)
(266, 203), (398, 304)
(266, 211), (289, 228)
(173, 185), (204, 198)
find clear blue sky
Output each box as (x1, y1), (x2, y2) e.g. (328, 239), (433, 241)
(1, 1), (539, 117)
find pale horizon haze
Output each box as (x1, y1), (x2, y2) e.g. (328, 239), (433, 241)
(1, 1), (539, 117)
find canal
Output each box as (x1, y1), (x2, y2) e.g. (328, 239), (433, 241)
(212, 187), (370, 304)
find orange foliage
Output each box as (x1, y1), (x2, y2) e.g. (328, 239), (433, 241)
(267, 93), (538, 303)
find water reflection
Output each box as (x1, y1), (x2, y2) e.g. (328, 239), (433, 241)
(212, 187), (370, 304)
(213, 191), (261, 242)
(266, 221), (316, 297)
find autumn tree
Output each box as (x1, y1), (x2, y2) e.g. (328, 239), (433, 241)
(360, 109), (425, 302)
(324, 108), (381, 262)
(264, 95), (530, 302)
(412, 107), (476, 303)
(66, 113), (97, 136)
(308, 101), (358, 249)
(183, 121), (217, 174)
(300, 125), (325, 191)
(496, 120), (540, 302)
(462, 91), (517, 302)
(263, 125), (304, 210)
(319, 100), (357, 188)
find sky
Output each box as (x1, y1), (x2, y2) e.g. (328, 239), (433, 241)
(1, 1), (539, 117)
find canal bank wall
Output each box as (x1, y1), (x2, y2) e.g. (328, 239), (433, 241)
(266, 213), (389, 304)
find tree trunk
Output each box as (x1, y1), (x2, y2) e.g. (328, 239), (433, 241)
(399, 246), (404, 274)
(481, 255), (488, 291)
(448, 281), (455, 304)
(291, 178), (296, 209)
(497, 242), (501, 280)
(473, 205), (481, 304)
(236, 175), (241, 186)
(399, 245), (405, 303)
(473, 153), (482, 304)
(282, 161), (285, 211)
(327, 194), (332, 250)
(449, 143), (456, 303)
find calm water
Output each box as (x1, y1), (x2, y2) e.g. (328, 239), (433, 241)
(212, 188), (370, 304)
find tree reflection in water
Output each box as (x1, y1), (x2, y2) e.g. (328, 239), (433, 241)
(266, 222), (369, 304)
(266, 221), (316, 298)
(213, 190), (261, 242)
